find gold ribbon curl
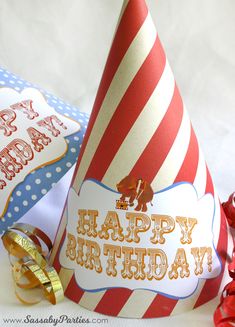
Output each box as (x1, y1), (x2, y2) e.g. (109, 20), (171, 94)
(1, 223), (64, 305)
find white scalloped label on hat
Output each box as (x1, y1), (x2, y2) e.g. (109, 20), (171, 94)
(59, 179), (221, 298)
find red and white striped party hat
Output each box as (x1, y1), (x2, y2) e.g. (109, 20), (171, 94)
(51, 0), (231, 318)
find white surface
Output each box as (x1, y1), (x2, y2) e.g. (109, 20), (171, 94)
(0, 0), (235, 326)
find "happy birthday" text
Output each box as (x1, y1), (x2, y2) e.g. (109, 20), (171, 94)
(66, 210), (212, 281)
(0, 100), (67, 189)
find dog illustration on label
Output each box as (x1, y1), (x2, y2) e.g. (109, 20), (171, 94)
(116, 175), (153, 212)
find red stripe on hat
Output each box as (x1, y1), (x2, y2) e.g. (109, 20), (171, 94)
(194, 206), (228, 308)
(205, 166), (215, 196)
(94, 288), (132, 316)
(85, 37), (166, 181)
(130, 84), (183, 182)
(72, 0), (148, 184)
(64, 275), (84, 303)
(174, 127), (199, 184)
(143, 294), (178, 317)
(52, 230), (66, 273)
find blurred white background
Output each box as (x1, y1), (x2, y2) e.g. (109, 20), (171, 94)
(0, 0), (235, 326)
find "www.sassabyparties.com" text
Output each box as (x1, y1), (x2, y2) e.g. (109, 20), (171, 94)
(2, 314), (109, 326)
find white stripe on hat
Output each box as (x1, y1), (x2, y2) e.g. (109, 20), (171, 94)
(59, 268), (73, 291)
(151, 107), (191, 192)
(79, 291), (106, 311)
(193, 147), (207, 198)
(117, 290), (156, 318)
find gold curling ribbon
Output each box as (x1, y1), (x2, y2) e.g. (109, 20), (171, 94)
(1, 223), (64, 305)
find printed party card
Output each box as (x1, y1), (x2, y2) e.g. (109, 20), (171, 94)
(0, 67), (89, 233)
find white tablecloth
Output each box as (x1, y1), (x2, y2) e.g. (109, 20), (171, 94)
(1, 0), (235, 325)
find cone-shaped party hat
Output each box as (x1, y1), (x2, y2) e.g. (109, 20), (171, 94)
(51, 0), (230, 318)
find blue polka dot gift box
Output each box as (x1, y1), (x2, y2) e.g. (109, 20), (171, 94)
(0, 67), (89, 234)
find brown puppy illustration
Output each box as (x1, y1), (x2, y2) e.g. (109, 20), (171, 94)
(116, 175), (154, 212)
